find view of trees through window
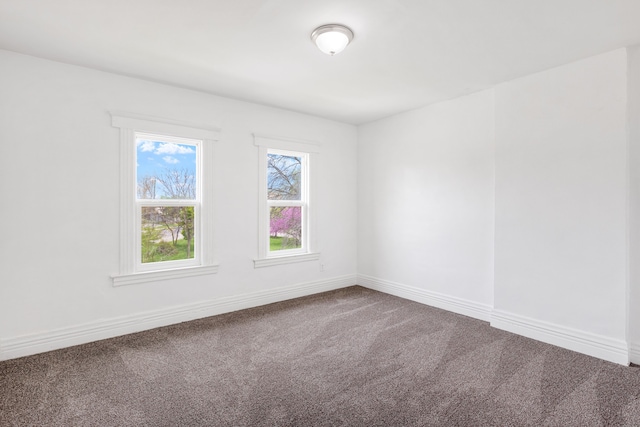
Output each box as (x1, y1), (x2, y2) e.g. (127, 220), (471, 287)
(136, 137), (198, 263)
(268, 153), (303, 251)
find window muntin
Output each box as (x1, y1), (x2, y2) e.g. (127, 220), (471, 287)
(135, 133), (201, 271)
(266, 149), (308, 257)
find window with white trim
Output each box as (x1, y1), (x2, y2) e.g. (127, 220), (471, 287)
(254, 134), (320, 268)
(267, 149), (307, 254)
(136, 133), (200, 270)
(111, 113), (219, 286)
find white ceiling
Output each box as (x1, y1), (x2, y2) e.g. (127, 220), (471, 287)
(2, 0), (640, 124)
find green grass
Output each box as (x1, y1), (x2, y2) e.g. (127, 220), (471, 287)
(270, 236), (282, 251)
(270, 236), (301, 251)
(145, 235), (293, 263)
(166, 238), (195, 261)
(142, 238), (195, 263)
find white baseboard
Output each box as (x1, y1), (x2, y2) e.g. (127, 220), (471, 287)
(0, 274), (356, 361)
(357, 274), (492, 322)
(3, 273), (630, 366)
(630, 343), (640, 365)
(491, 309), (629, 366)
(356, 274), (630, 366)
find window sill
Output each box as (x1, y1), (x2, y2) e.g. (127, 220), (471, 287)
(111, 264), (219, 287)
(253, 252), (320, 268)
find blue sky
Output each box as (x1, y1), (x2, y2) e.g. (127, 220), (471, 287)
(136, 138), (196, 176)
(136, 138), (197, 197)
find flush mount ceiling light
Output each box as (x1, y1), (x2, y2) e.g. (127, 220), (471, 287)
(311, 24), (354, 56)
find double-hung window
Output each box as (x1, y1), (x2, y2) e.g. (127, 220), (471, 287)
(111, 113), (219, 286)
(254, 134), (320, 267)
(267, 149), (307, 254)
(136, 133), (200, 271)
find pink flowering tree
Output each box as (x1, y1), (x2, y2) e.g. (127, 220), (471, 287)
(270, 207), (302, 249)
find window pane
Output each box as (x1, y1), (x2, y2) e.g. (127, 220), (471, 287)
(136, 137), (197, 200)
(141, 206), (196, 263)
(268, 153), (301, 200)
(269, 206), (302, 251)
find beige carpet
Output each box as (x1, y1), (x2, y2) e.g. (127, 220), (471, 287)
(2, 286), (640, 426)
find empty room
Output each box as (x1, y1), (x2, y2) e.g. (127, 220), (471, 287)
(2, 1), (640, 425)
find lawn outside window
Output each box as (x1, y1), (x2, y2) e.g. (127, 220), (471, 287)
(111, 112), (220, 286)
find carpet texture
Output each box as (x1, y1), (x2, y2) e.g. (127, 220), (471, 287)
(2, 286), (640, 426)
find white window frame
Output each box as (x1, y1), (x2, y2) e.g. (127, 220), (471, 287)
(266, 148), (309, 257)
(135, 132), (202, 272)
(111, 112), (220, 286)
(254, 134), (321, 268)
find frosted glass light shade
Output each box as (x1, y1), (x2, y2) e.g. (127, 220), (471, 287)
(311, 24), (354, 56)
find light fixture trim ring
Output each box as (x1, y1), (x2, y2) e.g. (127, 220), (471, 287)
(310, 24), (355, 43)
(310, 24), (354, 55)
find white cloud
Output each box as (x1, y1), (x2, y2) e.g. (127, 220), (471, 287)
(163, 156), (179, 164)
(155, 143), (195, 155)
(137, 140), (156, 152)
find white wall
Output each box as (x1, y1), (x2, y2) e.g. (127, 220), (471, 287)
(1, 46), (635, 365)
(357, 90), (495, 319)
(0, 50), (358, 359)
(492, 49), (629, 363)
(357, 49), (631, 365)
(628, 45), (640, 363)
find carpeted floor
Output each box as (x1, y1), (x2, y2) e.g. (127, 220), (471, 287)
(2, 286), (640, 426)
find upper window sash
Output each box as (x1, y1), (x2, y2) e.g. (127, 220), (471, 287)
(135, 132), (202, 201)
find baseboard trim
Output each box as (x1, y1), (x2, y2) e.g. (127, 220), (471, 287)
(0, 274), (357, 361)
(491, 309), (629, 366)
(357, 274), (492, 322)
(629, 343), (640, 365)
(356, 274), (629, 366)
